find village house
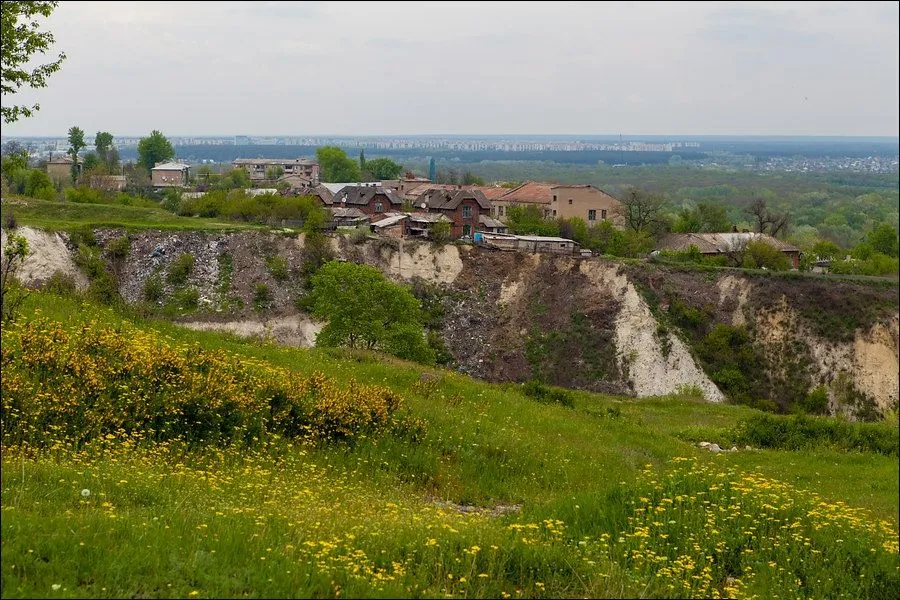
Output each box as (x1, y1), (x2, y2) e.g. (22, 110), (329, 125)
(548, 184), (623, 225)
(288, 184), (334, 206)
(478, 215), (508, 234)
(406, 212), (453, 238)
(88, 174), (127, 192)
(45, 154), (75, 186)
(490, 181), (623, 226)
(150, 162), (191, 188)
(332, 185), (404, 217)
(232, 157), (319, 182)
(329, 207), (369, 229)
(477, 232), (580, 255)
(396, 172), (432, 198)
(654, 232), (802, 269)
(421, 188), (492, 238)
(370, 213), (409, 238)
(276, 174), (313, 191)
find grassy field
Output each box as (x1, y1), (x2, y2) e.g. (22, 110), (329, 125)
(2, 292), (898, 598)
(0, 196), (258, 232)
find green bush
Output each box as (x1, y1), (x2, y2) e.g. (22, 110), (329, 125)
(42, 271), (77, 296)
(105, 236), (131, 261)
(254, 283), (272, 309)
(167, 253), (195, 285)
(142, 273), (165, 302)
(265, 255), (289, 282)
(798, 385), (830, 415)
(732, 413), (898, 456)
(173, 286), (199, 310)
(743, 240), (790, 271)
(521, 379), (575, 408)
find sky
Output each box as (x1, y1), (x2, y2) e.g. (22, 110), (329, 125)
(2, 1), (899, 137)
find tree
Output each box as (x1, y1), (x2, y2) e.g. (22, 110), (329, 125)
(617, 187), (667, 233)
(94, 131), (118, 170)
(315, 146), (360, 182)
(462, 171), (485, 186)
(310, 261), (434, 364)
(137, 130), (175, 172)
(746, 198), (789, 237)
(265, 165), (284, 180)
(428, 157), (436, 182)
(672, 202), (731, 233)
(1, 233), (29, 322)
(1, 1), (66, 123)
(67, 126), (85, 183)
(867, 223), (898, 258)
(365, 157), (403, 180)
(506, 205), (560, 237)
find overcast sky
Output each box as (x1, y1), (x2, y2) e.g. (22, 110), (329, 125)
(3, 1), (898, 137)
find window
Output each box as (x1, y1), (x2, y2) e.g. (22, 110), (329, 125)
(588, 209), (596, 221)
(601, 209), (607, 220)
(463, 205), (472, 218)
(463, 224), (471, 236)
(498, 206), (504, 216)
(553, 195), (557, 202)
(568, 198), (573, 204)
(375, 202), (383, 212)
(552, 210), (557, 217)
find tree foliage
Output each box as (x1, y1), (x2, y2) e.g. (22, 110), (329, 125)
(310, 261), (434, 364)
(67, 126), (85, 163)
(365, 157), (403, 181)
(137, 130), (175, 172)
(315, 146), (360, 183)
(1, 1), (66, 123)
(672, 202), (731, 233)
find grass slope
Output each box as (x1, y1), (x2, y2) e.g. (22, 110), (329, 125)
(2, 292), (897, 599)
(1, 197), (256, 232)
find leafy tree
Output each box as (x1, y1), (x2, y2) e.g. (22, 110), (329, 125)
(66, 126), (85, 181)
(811, 240), (842, 261)
(1, 1), (66, 123)
(81, 151), (100, 172)
(93, 131), (118, 171)
(866, 223), (898, 258)
(506, 205), (560, 237)
(743, 240), (790, 271)
(315, 146), (360, 182)
(24, 167), (54, 199)
(365, 157), (403, 180)
(1, 233), (29, 322)
(137, 130), (175, 172)
(673, 202), (731, 233)
(310, 261), (434, 364)
(265, 165), (284, 180)
(462, 171), (485, 186)
(617, 187), (668, 233)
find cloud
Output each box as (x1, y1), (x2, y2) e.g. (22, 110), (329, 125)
(1, 1), (896, 136)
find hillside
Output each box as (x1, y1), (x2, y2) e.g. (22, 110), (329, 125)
(5, 221), (898, 419)
(1, 291), (898, 598)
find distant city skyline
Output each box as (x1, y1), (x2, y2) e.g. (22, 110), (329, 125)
(2, 1), (898, 137)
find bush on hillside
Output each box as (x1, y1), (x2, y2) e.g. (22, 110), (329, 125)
(522, 379), (575, 408)
(0, 318), (411, 448)
(731, 413), (898, 456)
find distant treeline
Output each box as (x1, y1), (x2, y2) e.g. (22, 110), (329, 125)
(118, 145), (707, 166)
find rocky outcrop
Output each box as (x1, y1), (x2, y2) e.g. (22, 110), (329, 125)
(10, 226), (899, 415)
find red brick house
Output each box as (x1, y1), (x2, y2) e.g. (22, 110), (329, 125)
(332, 185), (403, 217)
(422, 189), (491, 238)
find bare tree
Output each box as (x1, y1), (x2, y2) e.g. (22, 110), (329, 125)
(617, 187), (667, 233)
(746, 198), (789, 237)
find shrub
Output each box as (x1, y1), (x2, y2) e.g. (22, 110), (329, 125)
(105, 236), (131, 261)
(0, 318), (409, 448)
(731, 413), (898, 456)
(173, 286), (199, 310)
(4, 211), (16, 230)
(142, 273), (165, 302)
(167, 253), (195, 285)
(43, 271), (77, 296)
(87, 271), (120, 306)
(265, 255), (289, 281)
(254, 283), (272, 309)
(350, 226), (369, 244)
(798, 385), (829, 415)
(743, 240), (790, 271)
(521, 379), (575, 408)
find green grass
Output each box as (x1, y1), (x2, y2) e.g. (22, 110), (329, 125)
(1, 196), (259, 232)
(2, 292), (898, 598)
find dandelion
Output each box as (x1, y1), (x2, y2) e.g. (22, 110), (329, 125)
(51, 584), (61, 591)
(81, 489), (90, 497)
